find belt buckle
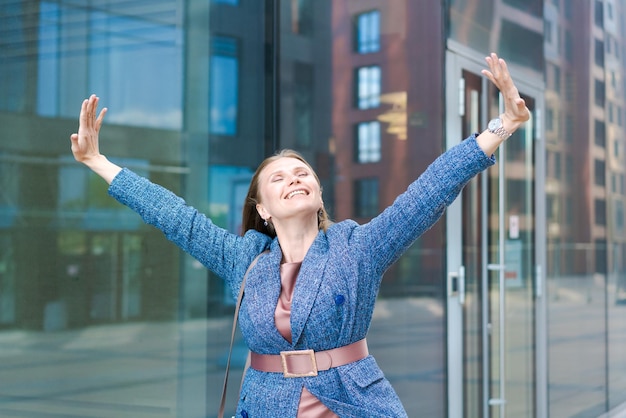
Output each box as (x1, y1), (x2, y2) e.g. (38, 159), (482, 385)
(279, 349), (318, 378)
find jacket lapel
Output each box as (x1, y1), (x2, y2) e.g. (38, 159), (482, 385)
(245, 240), (292, 351)
(289, 231), (329, 346)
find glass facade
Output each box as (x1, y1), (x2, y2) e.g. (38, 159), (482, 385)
(0, 1), (625, 417)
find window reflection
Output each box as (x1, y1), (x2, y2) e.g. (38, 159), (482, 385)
(294, 62), (314, 147)
(354, 10), (380, 54)
(353, 178), (378, 218)
(355, 65), (381, 109)
(291, 0), (313, 36)
(503, 0), (542, 17)
(355, 121), (381, 163)
(36, 0), (182, 129)
(0, 2), (27, 112)
(210, 36), (239, 136)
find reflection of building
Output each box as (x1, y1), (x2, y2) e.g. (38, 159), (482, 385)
(545, 1), (626, 278)
(332, 1), (446, 295)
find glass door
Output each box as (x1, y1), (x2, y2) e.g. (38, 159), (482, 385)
(446, 50), (545, 418)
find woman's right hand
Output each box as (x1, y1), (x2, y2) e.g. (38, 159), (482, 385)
(69, 95), (121, 184)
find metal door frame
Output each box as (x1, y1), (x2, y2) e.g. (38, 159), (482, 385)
(445, 42), (547, 418)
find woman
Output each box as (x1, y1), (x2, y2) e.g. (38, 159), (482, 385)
(71, 53), (529, 417)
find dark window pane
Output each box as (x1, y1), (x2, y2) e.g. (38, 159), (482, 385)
(353, 178), (379, 217)
(595, 119), (606, 147)
(595, 159), (606, 186)
(210, 36), (239, 136)
(294, 62), (314, 147)
(595, 38), (605, 67)
(595, 199), (606, 225)
(354, 10), (380, 53)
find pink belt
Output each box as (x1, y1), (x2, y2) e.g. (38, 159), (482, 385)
(250, 339), (369, 378)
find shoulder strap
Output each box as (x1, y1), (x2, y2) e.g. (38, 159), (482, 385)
(218, 250), (267, 418)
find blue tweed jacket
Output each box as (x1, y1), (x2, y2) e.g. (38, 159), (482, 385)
(108, 134), (494, 417)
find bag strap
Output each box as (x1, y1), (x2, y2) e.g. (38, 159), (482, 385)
(218, 251), (267, 418)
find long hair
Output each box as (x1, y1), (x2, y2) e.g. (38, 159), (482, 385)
(241, 149), (332, 238)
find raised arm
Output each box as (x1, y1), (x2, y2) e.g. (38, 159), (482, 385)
(346, 53), (530, 274)
(70, 94), (121, 184)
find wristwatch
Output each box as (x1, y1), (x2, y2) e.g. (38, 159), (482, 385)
(487, 117), (512, 140)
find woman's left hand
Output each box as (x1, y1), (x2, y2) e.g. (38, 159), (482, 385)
(481, 53), (531, 130)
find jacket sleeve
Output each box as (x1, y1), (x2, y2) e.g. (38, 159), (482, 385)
(107, 168), (253, 279)
(349, 134), (495, 275)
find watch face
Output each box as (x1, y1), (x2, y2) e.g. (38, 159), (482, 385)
(488, 118), (502, 130)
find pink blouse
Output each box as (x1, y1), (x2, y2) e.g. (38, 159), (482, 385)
(277, 262), (339, 418)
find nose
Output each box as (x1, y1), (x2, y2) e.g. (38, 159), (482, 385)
(289, 175), (300, 185)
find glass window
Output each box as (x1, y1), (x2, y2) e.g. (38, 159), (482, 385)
(596, 199), (607, 225)
(554, 152), (562, 179)
(547, 194), (557, 222)
(564, 0), (573, 19)
(614, 201), (625, 244)
(544, 19), (553, 43)
(595, 79), (606, 107)
(210, 36), (239, 136)
(499, 20), (544, 68)
(213, 0), (239, 4)
(553, 64), (561, 94)
(564, 113), (574, 142)
(564, 196), (573, 225)
(503, 0), (542, 17)
(0, 1), (28, 112)
(354, 10), (380, 53)
(595, 0), (604, 27)
(546, 107), (554, 132)
(565, 154), (573, 181)
(596, 38), (605, 67)
(355, 121), (381, 163)
(292, 0), (313, 36)
(596, 119), (606, 147)
(564, 29), (573, 62)
(355, 65), (381, 109)
(353, 178), (379, 218)
(449, 0), (542, 66)
(294, 62), (314, 147)
(595, 159), (606, 186)
(35, 1), (183, 129)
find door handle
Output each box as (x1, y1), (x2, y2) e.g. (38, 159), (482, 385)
(448, 266), (466, 305)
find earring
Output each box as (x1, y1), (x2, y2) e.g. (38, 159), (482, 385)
(264, 219), (268, 227)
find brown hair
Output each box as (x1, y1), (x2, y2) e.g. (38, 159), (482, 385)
(241, 149), (332, 237)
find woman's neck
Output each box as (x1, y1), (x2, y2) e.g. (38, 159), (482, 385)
(273, 217), (319, 263)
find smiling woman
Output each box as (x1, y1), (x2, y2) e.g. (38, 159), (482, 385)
(69, 53), (529, 417)
(241, 149), (333, 242)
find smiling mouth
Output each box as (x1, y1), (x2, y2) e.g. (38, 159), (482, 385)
(286, 190), (307, 199)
